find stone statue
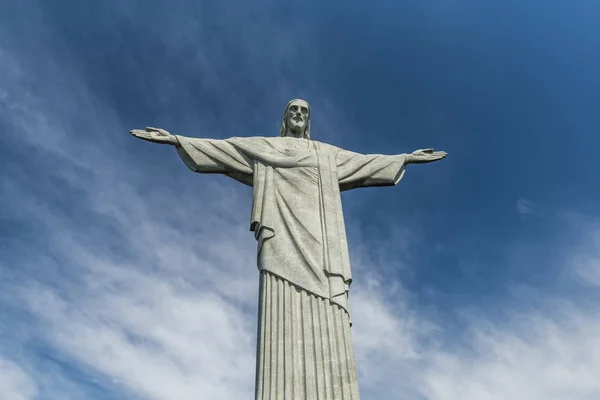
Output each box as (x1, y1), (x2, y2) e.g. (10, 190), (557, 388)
(131, 99), (446, 399)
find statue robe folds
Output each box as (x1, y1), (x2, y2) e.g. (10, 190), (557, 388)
(175, 135), (406, 400)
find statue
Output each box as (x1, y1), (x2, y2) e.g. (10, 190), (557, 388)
(131, 99), (446, 399)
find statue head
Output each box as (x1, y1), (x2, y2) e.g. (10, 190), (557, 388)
(280, 99), (310, 139)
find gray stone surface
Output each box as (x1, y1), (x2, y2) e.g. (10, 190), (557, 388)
(130, 99), (446, 399)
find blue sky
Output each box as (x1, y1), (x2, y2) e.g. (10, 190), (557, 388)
(1, 1), (600, 399)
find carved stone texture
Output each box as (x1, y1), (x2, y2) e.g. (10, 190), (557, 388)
(130, 99), (446, 399)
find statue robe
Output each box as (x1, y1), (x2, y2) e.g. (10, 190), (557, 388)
(175, 135), (407, 400)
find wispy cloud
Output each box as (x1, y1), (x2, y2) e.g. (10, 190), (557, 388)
(0, 358), (37, 400)
(516, 198), (536, 215)
(571, 225), (600, 288)
(420, 299), (600, 400)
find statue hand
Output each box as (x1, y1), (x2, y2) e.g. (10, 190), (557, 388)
(130, 127), (178, 145)
(407, 148), (447, 164)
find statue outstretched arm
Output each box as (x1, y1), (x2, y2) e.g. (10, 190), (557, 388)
(336, 147), (407, 191)
(335, 147), (446, 191)
(130, 127), (254, 186)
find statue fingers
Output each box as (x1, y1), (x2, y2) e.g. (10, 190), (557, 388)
(130, 129), (149, 138)
(146, 127), (170, 136)
(131, 129), (163, 142)
(413, 148), (433, 156)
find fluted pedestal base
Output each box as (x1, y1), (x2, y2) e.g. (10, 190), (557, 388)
(255, 271), (360, 400)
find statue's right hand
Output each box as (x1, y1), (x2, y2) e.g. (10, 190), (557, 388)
(130, 127), (177, 145)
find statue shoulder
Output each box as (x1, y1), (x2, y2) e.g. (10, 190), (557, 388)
(311, 140), (341, 154)
(228, 136), (276, 144)
(226, 137), (341, 154)
(226, 136), (283, 154)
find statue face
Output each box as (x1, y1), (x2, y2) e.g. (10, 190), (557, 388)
(285, 100), (309, 136)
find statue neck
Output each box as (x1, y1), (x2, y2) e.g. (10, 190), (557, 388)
(284, 128), (306, 139)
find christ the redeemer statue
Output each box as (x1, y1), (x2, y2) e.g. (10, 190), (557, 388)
(131, 99), (446, 400)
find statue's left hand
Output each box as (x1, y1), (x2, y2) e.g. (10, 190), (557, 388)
(130, 127), (178, 145)
(406, 148), (447, 164)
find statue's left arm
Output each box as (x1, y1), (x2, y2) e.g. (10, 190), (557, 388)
(335, 147), (446, 191)
(335, 148), (408, 191)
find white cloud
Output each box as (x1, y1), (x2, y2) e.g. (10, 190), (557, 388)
(1, 16), (258, 398)
(420, 301), (600, 400)
(0, 358), (37, 400)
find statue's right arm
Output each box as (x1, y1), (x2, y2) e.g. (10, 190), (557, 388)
(174, 135), (253, 176)
(131, 127), (253, 184)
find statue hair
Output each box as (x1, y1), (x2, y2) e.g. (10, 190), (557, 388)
(279, 99), (311, 140)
